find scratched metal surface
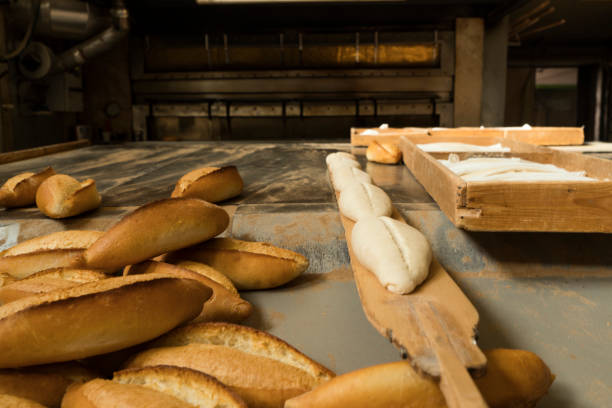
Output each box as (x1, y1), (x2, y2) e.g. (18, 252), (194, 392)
(1, 141), (611, 407)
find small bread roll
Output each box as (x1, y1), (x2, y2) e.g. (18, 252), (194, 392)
(366, 141), (402, 164)
(0, 268), (107, 305)
(36, 175), (101, 219)
(351, 216), (432, 294)
(0, 167), (55, 208)
(329, 166), (372, 193)
(338, 182), (392, 222)
(0, 231), (105, 279)
(286, 349), (554, 408)
(0, 394), (46, 408)
(0, 273), (211, 368)
(171, 166), (243, 203)
(166, 237), (309, 290)
(125, 322), (334, 408)
(0, 362), (96, 408)
(128, 261), (252, 323)
(84, 198), (229, 270)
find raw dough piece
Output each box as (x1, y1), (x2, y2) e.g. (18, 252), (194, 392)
(325, 152), (357, 166)
(338, 182), (392, 222)
(330, 167), (372, 193)
(351, 216), (432, 294)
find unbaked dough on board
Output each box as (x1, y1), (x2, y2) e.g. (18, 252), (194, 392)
(339, 182), (392, 221)
(351, 216), (432, 294)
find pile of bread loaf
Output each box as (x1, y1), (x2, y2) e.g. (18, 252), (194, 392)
(0, 160), (555, 407)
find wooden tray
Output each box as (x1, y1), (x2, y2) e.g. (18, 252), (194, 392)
(351, 126), (584, 146)
(401, 136), (612, 232)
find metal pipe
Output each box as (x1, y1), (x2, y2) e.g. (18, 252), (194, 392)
(52, 0), (128, 73)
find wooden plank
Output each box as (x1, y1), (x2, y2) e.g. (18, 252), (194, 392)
(454, 18), (484, 126)
(351, 126), (584, 146)
(0, 140), (90, 165)
(401, 135), (612, 232)
(335, 197), (487, 407)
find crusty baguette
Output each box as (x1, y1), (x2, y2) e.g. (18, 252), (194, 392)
(84, 198), (229, 270)
(61, 378), (192, 408)
(0, 273), (16, 287)
(0, 362), (96, 408)
(171, 166), (243, 203)
(0, 231), (105, 279)
(285, 348), (554, 408)
(0, 167), (55, 208)
(36, 175), (101, 219)
(474, 349), (554, 408)
(284, 360), (445, 408)
(0, 273), (211, 368)
(113, 365), (247, 407)
(125, 322), (334, 408)
(0, 394), (47, 408)
(128, 261), (252, 323)
(166, 238), (309, 290)
(366, 141), (402, 164)
(175, 260), (238, 294)
(0, 268), (107, 305)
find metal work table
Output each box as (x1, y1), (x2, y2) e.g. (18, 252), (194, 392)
(1, 141), (611, 407)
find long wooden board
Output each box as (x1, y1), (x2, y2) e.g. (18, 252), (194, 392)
(401, 136), (612, 232)
(333, 183), (487, 406)
(351, 126), (584, 146)
(0, 140), (90, 165)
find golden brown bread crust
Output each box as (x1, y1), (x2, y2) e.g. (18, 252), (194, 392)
(166, 238), (309, 290)
(0, 273), (211, 368)
(35, 175), (101, 219)
(0, 273), (17, 287)
(84, 198), (229, 270)
(61, 379), (192, 408)
(174, 261), (238, 294)
(171, 166), (243, 203)
(0, 250), (88, 280)
(126, 322), (334, 408)
(0, 268), (107, 305)
(0, 362), (96, 408)
(151, 322), (335, 383)
(285, 348), (554, 408)
(128, 261), (252, 323)
(0, 167), (55, 208)
(0, 394), (47, 408)
(2, 231), (104, 257)
(475, 349), (554, 408)
(366, 141), (402, 164)
(113, 365), (247, 408)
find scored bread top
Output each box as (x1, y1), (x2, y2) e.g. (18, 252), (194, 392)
(2, 231), (104, 257)
(0, 273), (205, 321)
(175, 261), (238, 294)
(195, 238), (308, 265)
(2, 173), (34, 191)
(150, 322), (334, 383)
(113, 365), (247, 408)
(173, 167), (221, 195)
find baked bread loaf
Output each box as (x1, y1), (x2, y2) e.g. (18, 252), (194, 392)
(84, 198), (229, 270)
(62, 365), (247, 408)
(125, 322), (335, 408)
(175, 260), (238, 294)
(474, 349), (554, 408)
(0, 231), (104, 279)
(0, 273), (211, 368)
(0, 268), (107, 305)
(286, 348), (554, 408)
(352, 216), (432, 294)
(0, 362), (96, 407)
(166, 237), (309, 290)
(366, 141), (402, 164)
(0, 273), (16, 287)
(0, 167), (55, 208)
(171, 166), (243, 203)
(36, 175), (101, 219)
(0, 394), (46, 408)
(127, 261), (252, 323)
(338, 181), (392, 222)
